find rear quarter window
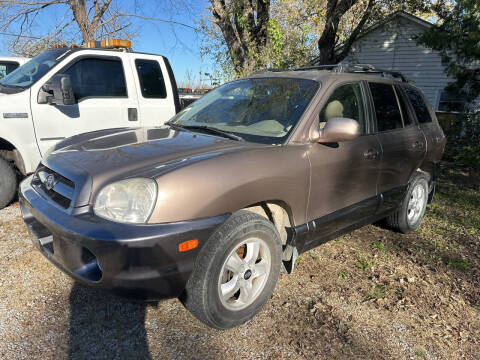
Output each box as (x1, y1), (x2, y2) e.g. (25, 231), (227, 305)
(404, 87), (432, 124)
(394, 85), (413, 126)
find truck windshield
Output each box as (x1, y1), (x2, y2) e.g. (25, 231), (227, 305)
(0, 48), (69, 90)
(169, 77), (319, 144)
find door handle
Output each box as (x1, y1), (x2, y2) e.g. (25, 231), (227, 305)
(363, 148), (379, 160)
(412, 141), (424, 150)
(128, 108), (138, 121)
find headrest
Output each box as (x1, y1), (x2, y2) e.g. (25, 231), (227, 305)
(325, 100), (344, 120)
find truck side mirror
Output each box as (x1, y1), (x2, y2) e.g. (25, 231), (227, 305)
(38, 74), (75, 106)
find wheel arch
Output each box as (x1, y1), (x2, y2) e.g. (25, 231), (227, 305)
(240, 200), (295, 246)
(239, 200), (300, 274)
(408, 167), (432, 188)
(0, 137), (27, 175)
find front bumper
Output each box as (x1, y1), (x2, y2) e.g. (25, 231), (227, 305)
(19, 177), (229, 300)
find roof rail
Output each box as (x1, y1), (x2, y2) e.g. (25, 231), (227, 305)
(250, 67), (284, 75)
(293, 63), (409, 82)
(348, 64), (409, 83)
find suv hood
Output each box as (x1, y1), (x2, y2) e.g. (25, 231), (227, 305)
(42, 127), (253, 207)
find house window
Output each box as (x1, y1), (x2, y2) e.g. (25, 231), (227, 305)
(437, 89), (466, 113)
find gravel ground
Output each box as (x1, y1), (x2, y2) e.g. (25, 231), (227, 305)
(0, 165), (479, 360)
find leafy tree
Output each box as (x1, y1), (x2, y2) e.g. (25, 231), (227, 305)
(203, 0), (436, 77)
(314, 0), (437, 65)
(417, 0), (480, 105)
(202, 0), (327, 77)
(206, 0), (271, 76)
(266, 0), (324, 69)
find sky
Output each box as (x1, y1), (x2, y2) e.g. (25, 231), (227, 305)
(0, 0), (215, 85)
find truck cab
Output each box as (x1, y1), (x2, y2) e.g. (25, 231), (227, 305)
(0, 41), (180, 209)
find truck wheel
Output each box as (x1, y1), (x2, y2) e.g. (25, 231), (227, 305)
(387, 173), (429, 234)
(181, 210), (282, 329)
(0, 157), (17, 210)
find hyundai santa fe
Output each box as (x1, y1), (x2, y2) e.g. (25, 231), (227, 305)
(19, 65), (446, 329)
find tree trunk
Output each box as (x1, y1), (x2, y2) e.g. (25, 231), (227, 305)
(317, 0), (374, 65)
(69, 0), (113, 43)
(210, 0), (270, 75)
(211, 0), (245, 72)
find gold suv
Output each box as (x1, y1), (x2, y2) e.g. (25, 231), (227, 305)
(20, 65), (446, 329)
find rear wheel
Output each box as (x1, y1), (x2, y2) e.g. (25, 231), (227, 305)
(181, 210), (282, 329)
(0, 157), (17, 210)
(387, 173), (429, 233)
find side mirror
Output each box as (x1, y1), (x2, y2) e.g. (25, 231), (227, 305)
(38, 74), (75, 105)
(312, 117), (360, 143)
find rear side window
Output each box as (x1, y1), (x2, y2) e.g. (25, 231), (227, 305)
(395, 85), (413, 126)
(135, 59), (167, 99)
(404, 87), (432, 124)
(64, 58), (127, 100)
(369, 83), (403, 132)
(320, 82), (366, 134)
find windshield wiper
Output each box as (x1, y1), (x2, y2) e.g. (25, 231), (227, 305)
(165, 121), (183, 130)
(166, 122), (244, 141)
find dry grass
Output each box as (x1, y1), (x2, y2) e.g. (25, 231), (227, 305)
(0, 163), (479, 359)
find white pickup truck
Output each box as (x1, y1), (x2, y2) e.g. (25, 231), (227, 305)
(0, 44), (180, 209)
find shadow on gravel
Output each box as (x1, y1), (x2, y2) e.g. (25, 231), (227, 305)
(68, 283), (151, 359)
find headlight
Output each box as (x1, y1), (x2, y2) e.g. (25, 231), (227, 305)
(94, 178), (157, 224)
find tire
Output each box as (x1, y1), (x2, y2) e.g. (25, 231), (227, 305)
(387, 173), (429, 234)
(181, 210), (282, 329)
(0, 157), (17, 210)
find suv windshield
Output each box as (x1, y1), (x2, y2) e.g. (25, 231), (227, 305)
(169, 77), (319, 144)
(0, 48), (69, 90)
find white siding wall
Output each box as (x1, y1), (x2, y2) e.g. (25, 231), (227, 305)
(342, 17), (452, 110)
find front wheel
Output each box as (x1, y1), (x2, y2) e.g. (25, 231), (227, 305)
(181, 210), (282, 329)
(0, 157), (17, 210)
(387, 173), (429, 233)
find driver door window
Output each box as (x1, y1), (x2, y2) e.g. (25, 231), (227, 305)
(63, 58), (127, 101)
(319, 82), (366, 134)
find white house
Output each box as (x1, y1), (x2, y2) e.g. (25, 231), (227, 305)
(339, 11), (466, 113)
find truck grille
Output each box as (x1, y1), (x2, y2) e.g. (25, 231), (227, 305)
(32, 166), (75, 209)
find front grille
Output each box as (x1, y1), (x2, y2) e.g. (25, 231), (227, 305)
(32, 165), (75, 209)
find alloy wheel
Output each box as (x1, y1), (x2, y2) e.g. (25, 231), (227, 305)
(407, 183), (426, 225)
(218, 237), (271, 311)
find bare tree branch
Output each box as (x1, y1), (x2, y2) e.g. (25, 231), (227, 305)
(0, 0), (197, 56)
(118, 13), (199, 31)
(335, 0), (375, 63)
(92, 0), (112, 27)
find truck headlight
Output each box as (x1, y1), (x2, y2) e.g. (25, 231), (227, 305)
(94, 178), (157, 224)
